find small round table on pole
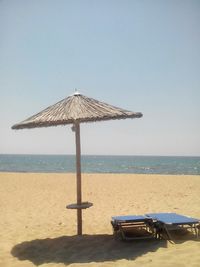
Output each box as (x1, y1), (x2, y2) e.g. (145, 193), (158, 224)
(66, 202), (93, 210)
(66, 202), (93, 234)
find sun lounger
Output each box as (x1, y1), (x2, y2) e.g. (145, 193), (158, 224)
(111, 215), (156, 240)
(146, 213), (200, 240)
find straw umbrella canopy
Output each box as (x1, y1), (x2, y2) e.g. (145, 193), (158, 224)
(12, 92), (143, 235)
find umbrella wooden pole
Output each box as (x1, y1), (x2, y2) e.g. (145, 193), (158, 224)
(75, 122), (82, 235)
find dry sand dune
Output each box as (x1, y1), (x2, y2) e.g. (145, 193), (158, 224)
(1, 173), (200, 267)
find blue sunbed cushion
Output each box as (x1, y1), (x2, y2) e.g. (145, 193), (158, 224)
(146, 213), (199, 225)
(112, 215), (150, 223)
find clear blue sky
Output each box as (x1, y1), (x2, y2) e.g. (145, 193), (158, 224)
(0, 0), (200, 156)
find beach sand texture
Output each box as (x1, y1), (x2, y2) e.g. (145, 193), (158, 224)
(1, 172), (200, 267)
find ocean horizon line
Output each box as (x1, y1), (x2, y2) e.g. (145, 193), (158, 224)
(1, 153), (200, 158)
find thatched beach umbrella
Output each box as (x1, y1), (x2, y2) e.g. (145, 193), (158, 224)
(12, 92), (143, 235)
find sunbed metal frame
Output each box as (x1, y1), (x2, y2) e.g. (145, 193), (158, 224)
(146, 213), (200, 240)
(111, 213), (200, 241)
(111, 215), (156, 241)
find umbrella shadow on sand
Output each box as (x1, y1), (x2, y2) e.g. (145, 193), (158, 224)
(11, 234), (167, 266)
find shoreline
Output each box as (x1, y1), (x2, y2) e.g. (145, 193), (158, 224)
(0, 171), (200, 178)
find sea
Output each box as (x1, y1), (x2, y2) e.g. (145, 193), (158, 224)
(0, 154), (200, 175)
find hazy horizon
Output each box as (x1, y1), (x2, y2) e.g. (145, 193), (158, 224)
(1, 153), (200, 157)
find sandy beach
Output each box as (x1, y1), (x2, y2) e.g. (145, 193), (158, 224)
(1, 172), (200, 267)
